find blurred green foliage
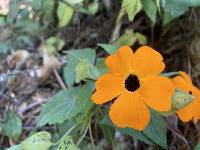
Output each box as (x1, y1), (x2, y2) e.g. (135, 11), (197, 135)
(0, 111), (22, 142)
(1, 0), (200, 53)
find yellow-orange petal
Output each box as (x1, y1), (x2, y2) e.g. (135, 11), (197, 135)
(109, 92), (150, 131)
(91, 73), (123, 104)
(192, 97), (200, 123)
(179, 71), (192, 84)
(105, 46), (134, 77)
(188, 87), (200, 123)
(193, 101), (200, 123)
(172, 74), (192, 93)
(140, 76), (174, 111)
(133, 46), (165, 78)
(177, 100), (200, 122)
(192, 86), (200, 101)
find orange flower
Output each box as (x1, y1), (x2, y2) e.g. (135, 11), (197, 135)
(172, 71), (200, 123)
(91, 46), (175, 130)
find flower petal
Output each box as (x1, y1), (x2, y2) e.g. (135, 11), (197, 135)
(192, 86), (200, 101)
(140, 76), (174, 111)
(172, 75), (191, 92)
(177, 100), (200, 122)
(109, 92), (150, 131)
(105, 46), (134, 77)
(188, 87), (200, 123)
(193, 102), (200, 123)
(179, 71), (192, 84)
(133, 46), (165, 78)
(91, 73), (124, 104)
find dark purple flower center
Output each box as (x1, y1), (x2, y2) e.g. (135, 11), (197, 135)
(125, 74), (140, 92)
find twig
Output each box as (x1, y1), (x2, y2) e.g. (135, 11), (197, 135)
(165, 118), (191, 150)
(110, 9), (124, 44)
(53, 69), (67, 90)
(18, 98), (48, 115)
(23, 107), (41, 120)
(9, 138), (15, 147)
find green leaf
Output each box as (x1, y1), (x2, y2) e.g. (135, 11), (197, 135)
(71, 81), (95, 116)
(66, 0), (84, 5)
(47, 37), (65, 50)
(37, 81), (95, 126)
(57, 121), (79, 143)
(75, 59), (99, 83)
(100, 124), (115, 145)
(87, 0), (99, 15)
(7, 0), (19, 23)
(134, 32), (147, 45)
(22, 131), (52, 150)
(120, 128), (154, 145)
(57, 1), (74, 27)
(43, 0), (54, 21)
(0, 16), (5, 25)
(141, 0), (157, 23)
(98, 43), (118, 54)
(0, 42), (10, 54)
(29, 0), (42, 10)
(15, 21), (40, 34)
(37, 89), (77, 126)
(143, 110), (168, 149)
(63, 49), (95, 88)
(0, 111), (22, 141)
(57, 135), (80, 150)
(163, 11), (174, 25)
(156, 0), (161, 13)
(162, 0), (200, 25)
(195, 144), (200, 150)
(82, 143), (97, 150)
(95, 58), (108, 76)
(7, 144), (22, 150)
(116, 29), (147, 47)
(122, 0), (142, 21)
(45, 37), (65, 53)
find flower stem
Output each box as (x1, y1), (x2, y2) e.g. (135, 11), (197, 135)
(52, 124), (79, 146)
(89, 122), (95, 149)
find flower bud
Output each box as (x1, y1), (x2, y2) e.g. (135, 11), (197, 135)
(160, 88), (194, 116)
(172, 88), (194, 109)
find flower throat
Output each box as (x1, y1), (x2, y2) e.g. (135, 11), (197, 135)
(125, 74), (140, 92)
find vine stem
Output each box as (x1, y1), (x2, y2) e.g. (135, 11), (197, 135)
(76, 111), (94, 146)
(52, 124), (79, 146)
(53, 69), (67, 90)
(88, 122), (95, 149)
(110, 9), (124, 44)
(76, 123), (90, 146)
